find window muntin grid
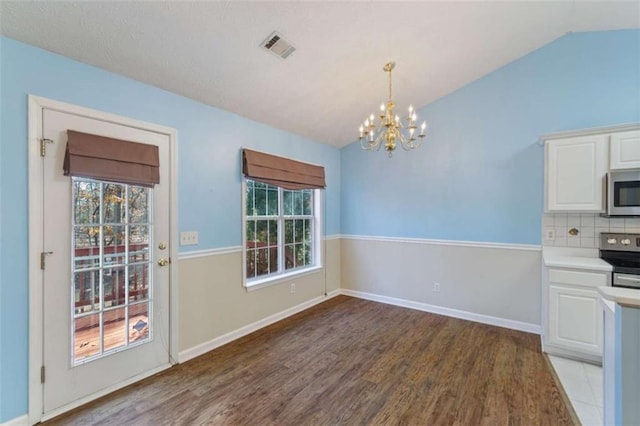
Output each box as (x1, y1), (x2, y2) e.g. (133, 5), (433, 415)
(245, 180), (315, 281)
(71, 177), (153, 365)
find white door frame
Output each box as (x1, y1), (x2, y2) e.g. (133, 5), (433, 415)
(27, 95), (179, 424)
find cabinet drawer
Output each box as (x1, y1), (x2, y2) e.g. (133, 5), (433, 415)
(549, 268), (608, 288)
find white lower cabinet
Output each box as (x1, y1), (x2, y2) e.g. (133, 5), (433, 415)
(548, 284), (602, 355)
(543, 266), (609, 361)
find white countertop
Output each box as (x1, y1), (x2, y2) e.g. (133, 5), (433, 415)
(542, 248), (613, 272)
(598, 286), (640, 308)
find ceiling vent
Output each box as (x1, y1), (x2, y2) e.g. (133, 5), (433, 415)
(261, 31), (296, 59)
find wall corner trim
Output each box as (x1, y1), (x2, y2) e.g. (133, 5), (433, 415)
(341, 289), (541, 335)
(0, 415), (29, 426)
(178, 289), (342, 363)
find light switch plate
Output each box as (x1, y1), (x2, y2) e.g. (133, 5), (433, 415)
(180, 231), (199, 246)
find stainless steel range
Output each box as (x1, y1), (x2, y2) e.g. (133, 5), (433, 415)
(600, 232), (640, 289)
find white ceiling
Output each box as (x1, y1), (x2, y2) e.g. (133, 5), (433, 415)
(1, 1), (639, 148)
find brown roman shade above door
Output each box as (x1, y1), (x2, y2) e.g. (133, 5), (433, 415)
(242, 149), (326, 190)
(63, 130), (160, 187)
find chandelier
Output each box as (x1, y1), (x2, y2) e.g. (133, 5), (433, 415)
(358, 62), (427, 156)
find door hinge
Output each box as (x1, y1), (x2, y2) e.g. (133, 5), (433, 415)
(41, 366), (45, 384)
(40, 251), (53, 270)
(40, 138), (54, 157)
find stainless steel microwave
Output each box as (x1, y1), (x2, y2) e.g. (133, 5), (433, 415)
(606, 169), (640, 216)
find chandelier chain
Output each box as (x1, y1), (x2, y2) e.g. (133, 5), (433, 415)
(388, 66), (392, 101)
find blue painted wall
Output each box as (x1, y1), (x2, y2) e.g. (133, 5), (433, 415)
(0, 37), (340, 422)
(341, 30), (640, 244)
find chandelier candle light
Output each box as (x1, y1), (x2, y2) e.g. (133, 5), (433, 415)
(359, 62), (427, 157)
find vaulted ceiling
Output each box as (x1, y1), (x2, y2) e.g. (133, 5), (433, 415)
(1, 1), (638, 147)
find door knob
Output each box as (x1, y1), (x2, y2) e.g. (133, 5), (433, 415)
(158, 258), (169, 267)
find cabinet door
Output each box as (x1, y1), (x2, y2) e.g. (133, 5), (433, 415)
(610, 130), (640, 170)
(549, 284), (602, 355)
(546, 135), (608, 212)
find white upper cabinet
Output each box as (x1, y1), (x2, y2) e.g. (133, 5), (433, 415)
(610, 130), (640, 170)
(546, 134), (609, 212)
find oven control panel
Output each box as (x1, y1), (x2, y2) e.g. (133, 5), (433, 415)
(600, 233), (640, 252)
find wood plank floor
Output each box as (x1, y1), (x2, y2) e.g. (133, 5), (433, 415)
(45, 296), (573, 425)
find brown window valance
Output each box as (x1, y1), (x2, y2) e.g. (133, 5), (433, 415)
(242, 149), (326, 190)
(63, 130), (160, 187)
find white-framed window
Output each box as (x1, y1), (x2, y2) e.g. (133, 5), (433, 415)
(243, 179), (322, 289)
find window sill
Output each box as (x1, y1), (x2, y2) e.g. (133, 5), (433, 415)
(245, 265), (323, 292)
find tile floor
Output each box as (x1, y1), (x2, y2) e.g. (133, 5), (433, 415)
(549, 355), (603, 425)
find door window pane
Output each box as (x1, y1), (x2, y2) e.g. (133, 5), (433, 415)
(74, 313), (100, 361)
(103, 266), (126, 308)
(74, 270), (100, 315)
(74, 181), (100, 224)
(103, 183), (126, 224)
(129, 303), (150, 343)
(129, 264), (149, 302)
(103, 225), (125, 267)
(103, 307), (127, 352)
(74, 226), (100, 270)
(128, 186), (149, 223)
(129, 225), (149, 264)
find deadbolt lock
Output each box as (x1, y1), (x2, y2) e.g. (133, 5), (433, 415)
(158, 242), (167, 250)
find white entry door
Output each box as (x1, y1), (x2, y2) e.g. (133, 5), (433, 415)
(36, 105), (173, 418)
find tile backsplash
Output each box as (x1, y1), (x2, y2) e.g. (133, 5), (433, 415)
(542, 213), (640, 248)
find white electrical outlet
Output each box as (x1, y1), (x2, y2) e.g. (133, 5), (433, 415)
(433, 282), (441, 292)
(290, 283), (296, 293)
(544, 228), (556, 241)
(180, 231), (199, 246)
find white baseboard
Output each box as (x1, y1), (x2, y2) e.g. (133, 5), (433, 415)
(178, 289), (341, 363)
(543, 342), (602, 365)
(0, 415), (28, 426)
(341, 289), (541, 335)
